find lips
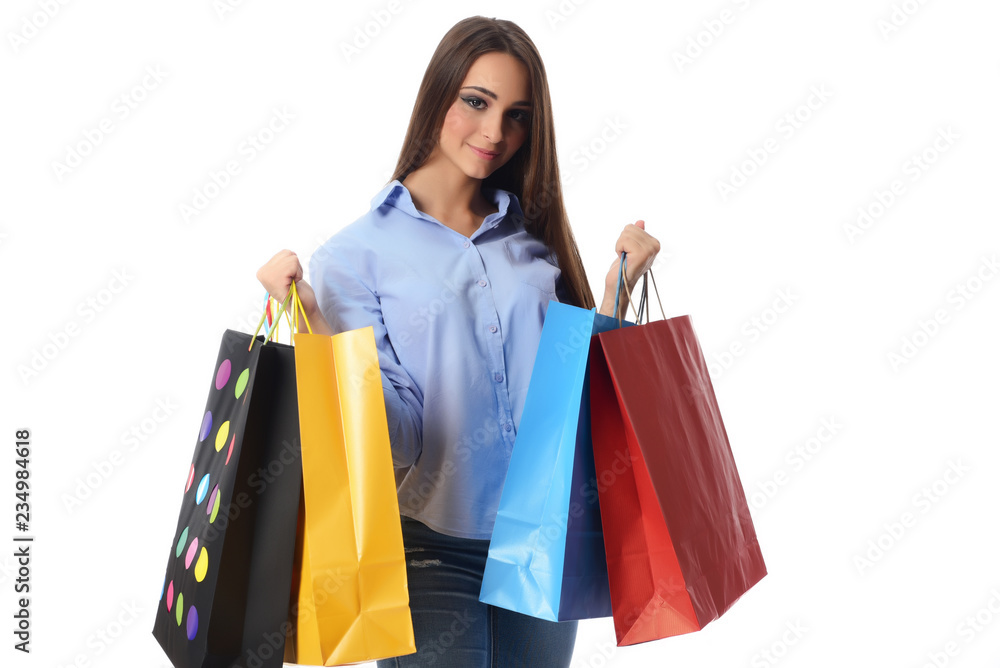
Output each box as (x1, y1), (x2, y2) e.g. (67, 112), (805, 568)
(469, 145), (500, 160)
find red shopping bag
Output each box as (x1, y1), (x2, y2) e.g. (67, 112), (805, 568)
(589, 260), (766, 645)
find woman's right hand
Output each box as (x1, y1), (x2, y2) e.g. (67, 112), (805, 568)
(256, 249), (333, 334)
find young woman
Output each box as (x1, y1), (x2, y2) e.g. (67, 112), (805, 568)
(257, 15), (660, 667)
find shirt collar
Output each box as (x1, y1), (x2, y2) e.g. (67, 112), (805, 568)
(371, 179), (524, 234)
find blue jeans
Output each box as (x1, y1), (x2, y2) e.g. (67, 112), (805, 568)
(376, 515), (578, 667)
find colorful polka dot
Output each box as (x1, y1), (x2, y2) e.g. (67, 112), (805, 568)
(186, 605), (199, 640)
(235, 368), (249, 398)
(215, 421), (230, 452)
(207, 485), (219, 516)
(185, 464), (195, 493)
(209, 490), (221, 523)
(176, 592), (184, 626)
(175, 527), (189, 558)
(226, 435), (235, 465)
(194, 547), (208, 582)
(215, 359), (232, 390)
(196, 475), (210, 504)
(166, 580), (174, 611)
(199, 411), (212, 442)
(185, 537), (199, 569)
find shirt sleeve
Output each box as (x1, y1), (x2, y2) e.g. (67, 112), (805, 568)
(308, 237), (424, 469)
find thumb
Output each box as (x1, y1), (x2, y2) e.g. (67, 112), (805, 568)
(634, 219), (645, 229)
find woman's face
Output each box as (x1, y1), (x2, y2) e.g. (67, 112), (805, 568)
(436, 51), (532, 181)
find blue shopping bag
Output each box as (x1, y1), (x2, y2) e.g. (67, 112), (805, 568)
(479, 301), (632, 621)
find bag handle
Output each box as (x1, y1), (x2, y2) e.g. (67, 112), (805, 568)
(285, 280), (313, 336)
(634, 269), (665, 325)
(612, 251), (665, 326)
(248, 280), (312, 351)
(612, 251), (634, 326)
(261, 290), (292, 341)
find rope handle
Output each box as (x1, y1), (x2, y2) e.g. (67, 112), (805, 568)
(248, 280), (313, 351)
(612, 251), (665, 326)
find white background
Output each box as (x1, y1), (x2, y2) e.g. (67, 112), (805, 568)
(2, 0), (999, 666)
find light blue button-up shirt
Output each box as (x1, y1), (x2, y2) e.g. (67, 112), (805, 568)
(309, 179), (566, 539)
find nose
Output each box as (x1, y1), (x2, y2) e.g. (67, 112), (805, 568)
(482, 110), (503, 145)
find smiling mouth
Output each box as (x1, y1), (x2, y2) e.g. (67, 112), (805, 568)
(469, 145), (500, 159)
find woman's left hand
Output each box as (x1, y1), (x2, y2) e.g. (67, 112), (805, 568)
(599, 220), (660, 318)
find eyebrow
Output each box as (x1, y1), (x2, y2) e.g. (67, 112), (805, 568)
(460, 86), (531, 107)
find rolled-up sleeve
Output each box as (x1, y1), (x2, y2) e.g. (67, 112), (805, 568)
(308, 239), (424, 468)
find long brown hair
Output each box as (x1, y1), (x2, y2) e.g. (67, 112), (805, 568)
(389, 16), (596, 310)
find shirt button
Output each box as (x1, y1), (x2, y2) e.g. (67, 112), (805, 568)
(489, 325), (497, 333)
(463, 241), (470, 248)
(478, 279), (487, 287)
(504, 423), (512, 432)
(494, 373), (503, 382)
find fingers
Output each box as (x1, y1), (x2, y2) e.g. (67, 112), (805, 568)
(608, 221), (662, 290)
(274, 249), (303, 280)
(614, 220), (661, 257)
(256, 249), (304, 302)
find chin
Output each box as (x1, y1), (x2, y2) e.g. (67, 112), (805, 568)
(464, 165), (496, 180)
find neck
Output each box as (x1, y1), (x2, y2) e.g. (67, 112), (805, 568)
(401, 155), (496, 226)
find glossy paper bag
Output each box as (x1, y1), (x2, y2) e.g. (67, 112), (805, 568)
(480, 301), (627, 621)
(153, 329), (302, 668)
(590, 304), (766, 645)
(283, 325), (415, 665)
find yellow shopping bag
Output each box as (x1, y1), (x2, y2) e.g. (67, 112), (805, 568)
(281, 283), (416, 665)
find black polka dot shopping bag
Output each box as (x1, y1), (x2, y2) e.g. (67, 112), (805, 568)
(151, 304), (302, 665)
